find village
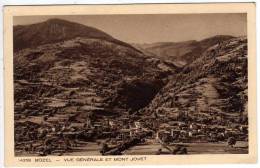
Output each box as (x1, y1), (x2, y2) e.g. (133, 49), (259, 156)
(14, 87), (248, 156)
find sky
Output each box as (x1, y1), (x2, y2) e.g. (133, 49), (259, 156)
(14, 14), (247, 44)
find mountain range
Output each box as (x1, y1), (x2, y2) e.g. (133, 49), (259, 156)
(132, 35), (234, 66)
(13, 18), (247, 121)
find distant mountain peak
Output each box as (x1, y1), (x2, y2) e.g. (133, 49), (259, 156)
(46, 18), (68, 22)
(43, 18), (93, 29)
(13, 18), (139, 52)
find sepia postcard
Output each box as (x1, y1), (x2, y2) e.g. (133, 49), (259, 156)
(3, 3), (257, 166)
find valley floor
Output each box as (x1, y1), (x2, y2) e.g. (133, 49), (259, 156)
(124, 141), (248, 155)
(16, 140), (248, 156)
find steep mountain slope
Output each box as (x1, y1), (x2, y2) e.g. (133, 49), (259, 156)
(14, 38), (167, 115)
(144, 37), (248, 123)
(14, 18), (139, 52)
(14, 20), (176, 118)
(135, 35), (234, 66)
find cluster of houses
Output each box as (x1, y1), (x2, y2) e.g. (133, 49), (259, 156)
(14, 103), (248, 156)
(14, 86), (248, 156)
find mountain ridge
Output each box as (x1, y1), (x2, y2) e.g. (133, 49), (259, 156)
(142, 36), (248, 123)
(133, 35), (235, 65)
(13, 18), (140, 53)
